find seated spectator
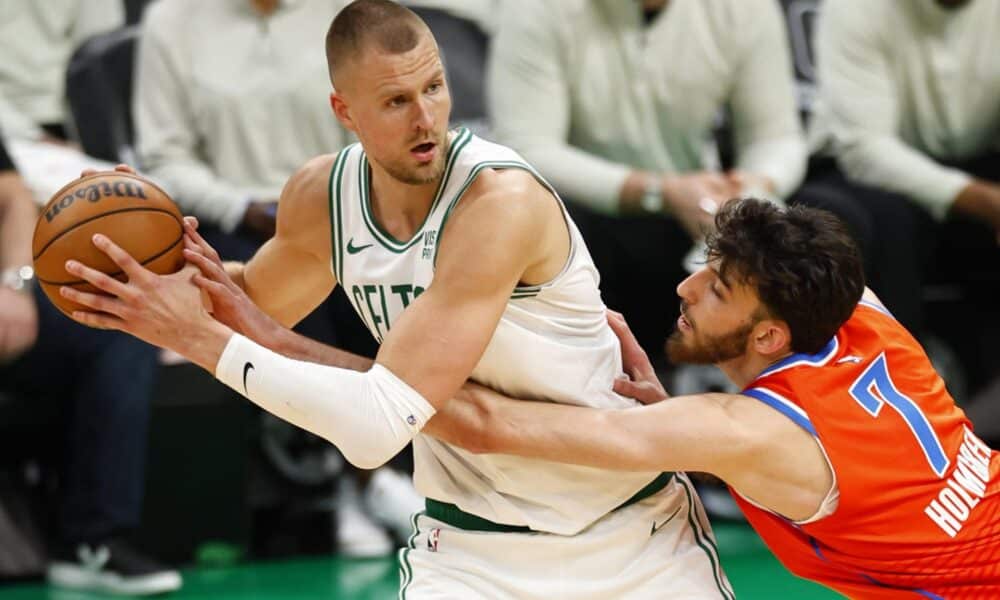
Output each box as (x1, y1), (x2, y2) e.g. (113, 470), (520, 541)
(0, 1), (124, 202)
(0, 0), (124, 143)
(489, 0), (809, 359)
(0, 133), (179, 594)
(134, 0), (421, 555)
(135, 0), (352, 258)
(807, 0), (1000, 336)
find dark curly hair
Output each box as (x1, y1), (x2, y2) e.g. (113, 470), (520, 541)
(705, 199), (865, 354)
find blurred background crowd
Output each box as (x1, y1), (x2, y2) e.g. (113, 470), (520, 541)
(0, 0), (996, 595)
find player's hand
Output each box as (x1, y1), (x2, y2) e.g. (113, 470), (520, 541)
(184, 245), (284, 345)
(952, 180), (1000, 244)
(182, 216), (225, 271)
(59, 234), (231, 372)
(79, 164), (138, 179)
(660, 172), (736, 240)
(0, 288), (38, 363)
(606, 309), (668, 405)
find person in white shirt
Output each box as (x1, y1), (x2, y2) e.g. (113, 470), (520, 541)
(0, 0), (123, 143)
(806, 0), (1000, 337)
(488, 0), (810, 358)
(135, 0), (352, 254)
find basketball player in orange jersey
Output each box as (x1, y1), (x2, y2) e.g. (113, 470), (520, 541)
(423, 199), (1000, 599)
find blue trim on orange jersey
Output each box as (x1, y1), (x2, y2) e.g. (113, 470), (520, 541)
(860, 574), (944, 599)
(743, 388), (818, 437)
(812, 535), (943, 599)
(756, 336), (838, 379)
(808, 536), (827, 561)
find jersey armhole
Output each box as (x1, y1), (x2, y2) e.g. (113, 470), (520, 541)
(740, 387), (840, 524)
(433, 161), (577, 297)
(858, 299), (895, 320)
(327, 146), (352, 283)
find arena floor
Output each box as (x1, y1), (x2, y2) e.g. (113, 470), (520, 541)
(0, 523), (841, 599)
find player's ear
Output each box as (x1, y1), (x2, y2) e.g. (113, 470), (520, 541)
(330, 91), (356, 133)
(752, 320), (790, 357)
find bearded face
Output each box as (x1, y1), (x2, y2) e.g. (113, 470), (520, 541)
(666, 301), (757, 365)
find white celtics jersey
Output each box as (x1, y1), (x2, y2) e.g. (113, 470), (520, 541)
(328, 128), (663, 535)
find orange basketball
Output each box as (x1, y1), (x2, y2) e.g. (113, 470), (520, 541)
(32, 172), (185, 317)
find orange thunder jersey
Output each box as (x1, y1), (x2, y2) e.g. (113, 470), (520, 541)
(733, 301), (1000, 599)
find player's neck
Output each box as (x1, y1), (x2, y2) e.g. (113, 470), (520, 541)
(717, 351), (794, 389)
(368, 167), (441, 242)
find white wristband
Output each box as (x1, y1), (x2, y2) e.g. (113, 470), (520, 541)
(216, 334), (436, 469)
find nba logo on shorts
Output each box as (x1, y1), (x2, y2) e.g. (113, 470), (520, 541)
(427, 528), (440, 552)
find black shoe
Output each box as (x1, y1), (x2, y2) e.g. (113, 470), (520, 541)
(47, 538), (182, 596)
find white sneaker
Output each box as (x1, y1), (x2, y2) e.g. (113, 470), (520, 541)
(47, 539), (182, 596)
(336, 477), (394, 558)
(363, 468), (424, 542)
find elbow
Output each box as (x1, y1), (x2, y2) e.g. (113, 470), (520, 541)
(340, 446), (393, 470)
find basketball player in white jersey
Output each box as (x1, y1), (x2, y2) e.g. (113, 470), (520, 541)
(60, 1), (732, 597)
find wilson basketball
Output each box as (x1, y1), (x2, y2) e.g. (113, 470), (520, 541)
(32, 172), (186, 317)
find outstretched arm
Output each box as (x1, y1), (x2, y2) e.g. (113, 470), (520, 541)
(426, 310), (833, 522)
(428, 383), (831, 522)
(62, 169), (566, 470)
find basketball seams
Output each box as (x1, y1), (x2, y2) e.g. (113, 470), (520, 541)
(35, 231), (185, 286)
(32, 207), (183, 261)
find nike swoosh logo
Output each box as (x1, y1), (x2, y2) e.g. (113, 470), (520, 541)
(243, 362), (254, 395)
(650, 505), (682, 536)
(346, 238), (374, 254)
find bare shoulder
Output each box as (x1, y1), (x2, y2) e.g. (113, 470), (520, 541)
(275, 154), (338, 256)
(276, 154), (336, 230)
(707, 392), (832, 519)
(437, 166), (567, 286)
(451, 167), (555, 232)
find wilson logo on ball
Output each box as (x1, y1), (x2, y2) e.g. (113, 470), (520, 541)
(44, 181), (149, 223)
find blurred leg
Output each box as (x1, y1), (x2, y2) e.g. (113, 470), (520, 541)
(7, 289), (157, 544)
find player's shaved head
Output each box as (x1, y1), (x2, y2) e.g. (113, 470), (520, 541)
(325, 0), (432, 88)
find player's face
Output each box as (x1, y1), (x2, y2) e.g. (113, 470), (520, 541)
(666, 263), (763, 364)
(335, 32), (451, 185)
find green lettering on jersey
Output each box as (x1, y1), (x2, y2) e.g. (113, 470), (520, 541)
(362, 284), (385, 341)
(391, 284), (414, 308)
(350, 283), (426, 343)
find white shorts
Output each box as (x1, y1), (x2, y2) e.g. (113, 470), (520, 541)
(397, 473), (734, 599)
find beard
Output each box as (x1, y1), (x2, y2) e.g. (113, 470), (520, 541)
(666, 320), (754, 365)
(376, 132), (449, 185)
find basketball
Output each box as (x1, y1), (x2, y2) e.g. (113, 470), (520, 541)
(31, 172), (186, 317)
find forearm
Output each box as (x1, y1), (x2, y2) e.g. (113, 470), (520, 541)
(427, 385), (663, 471)
(734, 136), (807, 199)
(145, 160), (251, 232)
(270, 327), (374, 371)
(837, 135), (970, 219)
(219, 260), (372, 371)
(0, 173), (38, 269)
(504, 136), (630, 214)
(215, 333), (434, 468)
